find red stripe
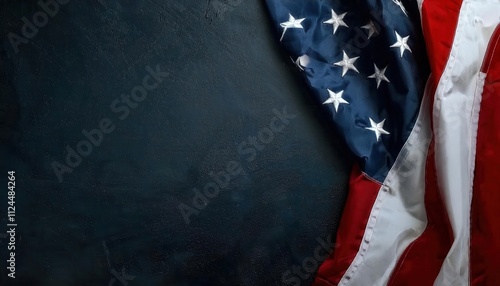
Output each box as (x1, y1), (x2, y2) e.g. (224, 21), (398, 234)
(420, 0), (464, 92)
(470, 24), (500, 286)
(313, 164), (381, 285)
(387, 0), (462, 284)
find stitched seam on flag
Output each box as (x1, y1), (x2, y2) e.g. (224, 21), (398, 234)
(338, 80), (432, 286)
(432, 0), (466, 134)
(467, 72), (485, 284)
(339, 188), (388, 286)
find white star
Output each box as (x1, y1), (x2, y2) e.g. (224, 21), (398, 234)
(323, 89), (348, 112)
(323, 9), (348, 34)
(367, 64), (390, 88)
(390, 31), (412, 57)
(365, 118), (390, 141)
(280, 14), (305, 41)
(334, 51), (359, 77)
(392, 0), (408, 16)
(361, 20), (378, 39)
(291, 54), (310, 71)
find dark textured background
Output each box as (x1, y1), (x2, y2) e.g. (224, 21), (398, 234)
(0, 0), (352, 285)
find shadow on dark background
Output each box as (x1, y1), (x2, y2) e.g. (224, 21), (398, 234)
(0, 0), (353, 285)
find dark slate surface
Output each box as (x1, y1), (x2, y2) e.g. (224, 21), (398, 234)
(0, 0), (353, 285)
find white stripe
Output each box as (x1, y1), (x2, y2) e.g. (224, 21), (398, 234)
(431, 1), (500, 285)
(339, 82), (433, 286)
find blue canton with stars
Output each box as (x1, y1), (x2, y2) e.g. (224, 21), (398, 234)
(266, 0), (430, 182)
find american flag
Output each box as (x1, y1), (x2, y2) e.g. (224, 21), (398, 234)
(266, 0), (500, 285)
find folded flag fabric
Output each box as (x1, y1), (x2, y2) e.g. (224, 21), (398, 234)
(265, 0), (500, 285)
